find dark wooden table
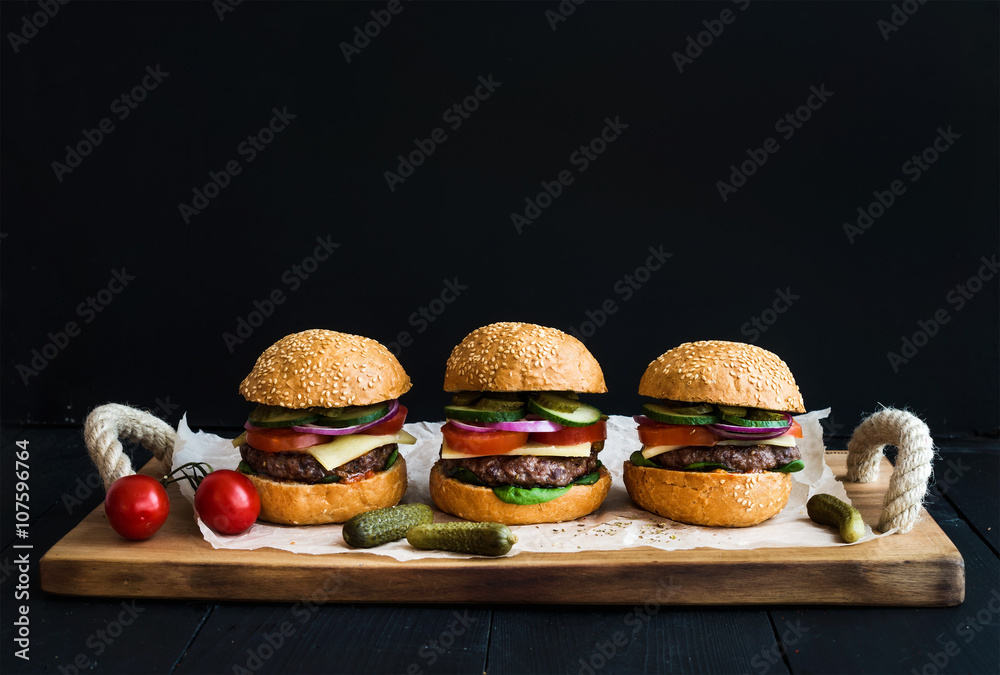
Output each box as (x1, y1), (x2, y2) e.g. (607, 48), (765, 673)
(3, 427), (997, 675)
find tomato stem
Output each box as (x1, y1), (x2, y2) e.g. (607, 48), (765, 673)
(162, 462), (214, 491)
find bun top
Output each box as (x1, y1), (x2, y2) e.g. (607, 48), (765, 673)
(638, 340), (805, 413)
(239, 329), (411, 409)
(444, 322), (607, 393)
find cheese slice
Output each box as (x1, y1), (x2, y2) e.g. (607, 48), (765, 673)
(304, 430), (416, 471)
(440, 439), (592, 461)
(641, 444), (685, 459)
(642, 434), (797, 459)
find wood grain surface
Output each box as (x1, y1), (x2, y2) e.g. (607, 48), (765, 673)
(39, 452), (964, 606)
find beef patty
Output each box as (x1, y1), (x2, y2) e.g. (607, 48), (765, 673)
(240, 443), (395, 483)
(652, 444), (800, 472)
(439, 441), (603, 488)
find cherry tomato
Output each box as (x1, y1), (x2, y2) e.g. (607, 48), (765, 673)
(105, 474), (170, 541)
(440, 422), (529, 455)
(637, 422), (719, 447)
(361, 405), (408, 436)
(245, 427), (328, 453)
(194, 470), (261, 535)
(529, 419), (607, 446)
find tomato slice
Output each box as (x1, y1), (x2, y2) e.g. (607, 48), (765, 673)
(440, 422), (529, 456)
(788, 419), (803, 438)
(637, 423), (719, 447)
(245, 427), (329, 453)
(361, 405), (407, 436)
(529, 419), (607, 446)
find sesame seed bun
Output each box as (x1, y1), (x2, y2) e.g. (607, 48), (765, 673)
(443, 322), (607, 393)
(246, 457), (408, 525)
(239, 329), (412, 408)
(429, 462), (612, 525)
(622, 460), (791, 527)
(638, 340), (804, 413)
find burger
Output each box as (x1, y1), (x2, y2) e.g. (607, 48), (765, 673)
(623, 340), (806, 527)
(429, 322), (612, 525)
(234, 329), (415, 525)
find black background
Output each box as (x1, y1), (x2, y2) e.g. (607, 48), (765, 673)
(2, 1), (997, 436)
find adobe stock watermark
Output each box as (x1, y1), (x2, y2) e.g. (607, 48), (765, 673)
(577, 578), (676, 673)
(567, 245), (671, 344)
(384, 74), (502, 193)
(909, 589), (1000, 675)
(56, 601), (144, 674)
(222, 236), (339, 353)
(545, 0), (586, 31)
(340, 0), (409, 63)
(7, 0), (70, 54)
(716, 83), (833, 203)
(843, 126), (961, 244)
(886, 253), (997, 373)
(747, 619), (811, 674)
(878, 0), (927, 41)
(820, 413), (845, 438)
(213, 0), (242, 21)
(672, 0), (751, 73)
(51, 64), (169, 182)
(406, 610), (478, 673)
(740, 287), (799, 343)
(386, 278), (469, 357)
(511, 116), (628, 233)
(16, 268), (135, 386)
(934, 456), (971, 497)
(178, 106), (296, 223)
(232, 571), (347, 674)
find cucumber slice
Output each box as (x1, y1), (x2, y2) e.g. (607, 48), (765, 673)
(314, 402), (389, 428)
(716, 405), (747, 417)
(746, 409), (788, 422)
(660, 402), (714, 415)
(527, 393), (601, 427)
(474, 397), (525, 412)
(444, 405), (526, 423)
(642, 403), (718, 425)
(451, 391), (482, 406)
(247, 404), (320, 428)
(719, 412), (789, 428)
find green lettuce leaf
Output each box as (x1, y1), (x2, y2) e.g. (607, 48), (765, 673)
(772, 459), (805, 473)
(492, 484), (572, 505)
(683, 462), (732, 472)
(384, 448), (399, 470)
(629, 450), (660, 468)
(449, 467), (484, 485)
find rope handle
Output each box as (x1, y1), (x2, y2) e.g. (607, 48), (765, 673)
(83, 403), (178, 491)
(845, 408), (934, 534)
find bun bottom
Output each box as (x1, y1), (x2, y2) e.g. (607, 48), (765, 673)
(246, 456), (407, 525)
(429, 462), (611, 525)
(622, 460), (791, 527)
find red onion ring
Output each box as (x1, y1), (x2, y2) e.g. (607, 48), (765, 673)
(278, 399), (402, 436)
(709, 420), (791, 440)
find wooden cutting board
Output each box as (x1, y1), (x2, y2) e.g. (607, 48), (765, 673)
(40, 452), (964, 606)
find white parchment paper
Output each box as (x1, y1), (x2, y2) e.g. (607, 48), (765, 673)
(171, 409), (884, 559)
